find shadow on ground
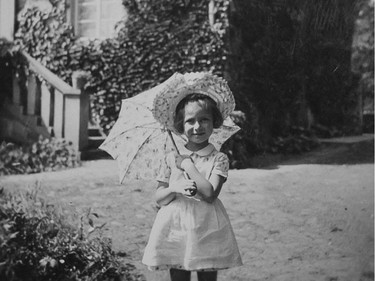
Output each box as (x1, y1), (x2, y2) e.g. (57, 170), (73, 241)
(245, 138), (374, 170)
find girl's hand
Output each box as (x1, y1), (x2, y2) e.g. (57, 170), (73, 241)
(175, 154), (193, 170)
(170, 179), (197, 197)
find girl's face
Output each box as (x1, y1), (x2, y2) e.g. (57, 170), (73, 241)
(183, 101), (214, 149)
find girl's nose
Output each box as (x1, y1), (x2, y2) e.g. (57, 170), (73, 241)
(193, 121), (201, 130)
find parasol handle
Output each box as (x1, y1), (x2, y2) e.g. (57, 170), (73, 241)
(167, 130), (199, 199)
(167, 130), (191, 180)
(167, 129), (181, 155)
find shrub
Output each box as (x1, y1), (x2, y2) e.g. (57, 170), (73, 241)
(0, 187), (144, 281)
(266, 126), (320, 154)
(0, 137), (80, 176)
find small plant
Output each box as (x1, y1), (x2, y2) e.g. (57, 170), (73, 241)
(0, 136), (80, 176)
(0, 186), (145, 281)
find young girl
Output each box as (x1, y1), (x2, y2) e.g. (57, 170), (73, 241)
(142, 73), (242, 281)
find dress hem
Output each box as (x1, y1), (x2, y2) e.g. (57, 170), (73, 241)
(143, 262), (242, 272)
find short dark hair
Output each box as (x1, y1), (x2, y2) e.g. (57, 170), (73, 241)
(173, 93), (223, 134)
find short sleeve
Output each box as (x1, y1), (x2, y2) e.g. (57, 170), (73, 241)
(156, 153), (172, 183)
(211, 152), (230, 178)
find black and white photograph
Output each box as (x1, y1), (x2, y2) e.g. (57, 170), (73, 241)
(0, 1), (373, 280)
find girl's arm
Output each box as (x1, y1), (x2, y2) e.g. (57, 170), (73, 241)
(154, 181), (175, 206)
(181, 159), (225, 203)
(154, 179), (198, 206)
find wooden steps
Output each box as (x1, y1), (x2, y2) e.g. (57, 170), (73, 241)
(80, 124), (110, 160)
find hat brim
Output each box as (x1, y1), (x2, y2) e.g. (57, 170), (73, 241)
(152, 72), (235, 134)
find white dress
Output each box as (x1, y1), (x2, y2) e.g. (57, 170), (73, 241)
(142, 144), (242, 271)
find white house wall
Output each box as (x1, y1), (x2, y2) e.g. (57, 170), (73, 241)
(0, 0), (15, 41)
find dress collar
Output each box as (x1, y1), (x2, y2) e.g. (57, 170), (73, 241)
(179, 143), (215, 156)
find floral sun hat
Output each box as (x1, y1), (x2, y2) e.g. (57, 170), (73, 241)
(152, 72), (236, 134)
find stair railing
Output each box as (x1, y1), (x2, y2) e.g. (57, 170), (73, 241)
(13, 50), (90, 153)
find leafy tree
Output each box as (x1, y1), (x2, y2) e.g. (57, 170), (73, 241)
(227, 0), (363, 147)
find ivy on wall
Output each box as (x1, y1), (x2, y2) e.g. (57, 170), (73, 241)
(14, 0), (229, 134)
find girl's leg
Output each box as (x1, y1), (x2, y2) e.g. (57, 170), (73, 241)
(170, 268), (191, 281)
(197, 270), (217, 281)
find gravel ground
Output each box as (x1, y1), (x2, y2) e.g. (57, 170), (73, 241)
(1, 136), (373, 281)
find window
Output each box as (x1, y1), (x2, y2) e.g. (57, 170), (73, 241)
(71, 0), (126, 38)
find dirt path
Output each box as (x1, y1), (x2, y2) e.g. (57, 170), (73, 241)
(1, 138), (374, 281)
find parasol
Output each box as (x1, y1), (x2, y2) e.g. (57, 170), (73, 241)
(99, 73), (240, 183)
